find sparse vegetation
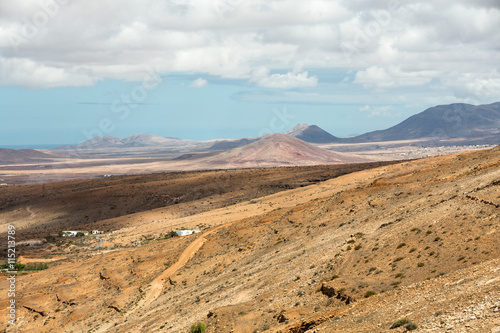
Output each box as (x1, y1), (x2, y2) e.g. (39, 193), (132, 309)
(1, 262), (48, 271)
(2, 143), (498, 332)
(190, 322), (206, 333)
(405, 322), (418, 330)
(391, 318), (417, 330)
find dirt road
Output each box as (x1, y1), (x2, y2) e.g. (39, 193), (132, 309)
(95, 224), (227, 333)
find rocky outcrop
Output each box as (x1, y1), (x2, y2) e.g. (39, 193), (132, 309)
(320, 282), (355, 305)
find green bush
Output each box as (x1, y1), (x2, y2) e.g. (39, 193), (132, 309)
(76, 232), (85, 237)
(390, 318), (410, 328)
(364, 290), (377, 298)
(390, 318), (417, 330)
(25, 263), (48, 271)
(405, 321), (418, 330)
(1, 262), (25, 270)
(190, 323), (206, 333)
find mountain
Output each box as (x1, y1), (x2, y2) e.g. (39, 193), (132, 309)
(199, 133), (369, 167)
(4, 145), (499, 332)
(56, 134), (199, 150)
(284, 123), (340, 143)
(203, 138), (260, 151)
(352, 102), (500, 143)
(0, 148), (55, 164)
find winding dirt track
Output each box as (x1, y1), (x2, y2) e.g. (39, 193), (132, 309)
(136, 235), (208, 309)
(137, 224), (227, 311)
(96, 224), (227, 332)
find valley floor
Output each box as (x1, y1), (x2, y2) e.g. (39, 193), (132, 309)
(0, 147), (499, 332)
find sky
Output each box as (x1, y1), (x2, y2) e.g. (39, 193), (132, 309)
(1, 0), (499, 146)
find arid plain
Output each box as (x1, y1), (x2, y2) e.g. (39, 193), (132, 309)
(0, 143), (498, 332)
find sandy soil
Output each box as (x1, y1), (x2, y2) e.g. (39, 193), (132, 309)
(0, 146), (498, 333)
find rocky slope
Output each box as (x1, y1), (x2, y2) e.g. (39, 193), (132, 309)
(0, 146), (498, 332)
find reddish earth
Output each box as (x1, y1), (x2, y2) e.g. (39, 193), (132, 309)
(0, 146), (498, 332)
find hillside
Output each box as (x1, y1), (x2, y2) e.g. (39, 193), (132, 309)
(352, 102), (500, 143)
(56, 134), (198, 150)
(199, 134), (368, 167)
(0, 148), (56, 165)
(0, 162), (395, 240)
(0, 146), (498, 332)
(284, 124), (340, 143)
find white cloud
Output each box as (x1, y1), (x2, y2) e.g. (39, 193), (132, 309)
(0, 57), (96, 88)
(0, 0), (497, 100)
(354, 66), (434, 90)
(189, 77), (208, 88)
(251, 67), (318, 89)
(359, 104), (398, 118)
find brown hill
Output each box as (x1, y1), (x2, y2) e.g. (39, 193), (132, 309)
(199, 133), (368, 167)
(0, 146), (498, 332)
(0, 148), (55, 165)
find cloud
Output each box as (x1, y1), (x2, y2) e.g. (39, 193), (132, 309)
(189, 77), (208, 88)
(354, 66), (434, 90)
(0, 57), (96, 88)
(0, 0), (497, 101)
(359, 104), (398, 118)
(251, 68), (318, 89)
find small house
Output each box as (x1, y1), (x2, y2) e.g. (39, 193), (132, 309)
(91, 230), (103, 235)
(61, 231), (88, 237)
(176, 230), (201, 237)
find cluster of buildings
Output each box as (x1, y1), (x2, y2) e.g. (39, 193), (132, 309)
(61, 230), (103, 237)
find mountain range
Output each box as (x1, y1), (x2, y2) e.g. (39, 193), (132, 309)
(350, 102), (500, 143)
(55, 102), (500, 151)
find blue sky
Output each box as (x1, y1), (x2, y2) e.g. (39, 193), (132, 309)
(1, 1), (499, 146)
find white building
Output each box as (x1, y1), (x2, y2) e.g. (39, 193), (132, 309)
(176, 230), (201, 237)
(62, 231), (88, 237)
(91, 230), (103, 234)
